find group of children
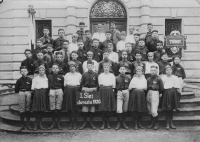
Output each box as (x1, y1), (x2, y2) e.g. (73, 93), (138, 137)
(15, 22), (186, 132)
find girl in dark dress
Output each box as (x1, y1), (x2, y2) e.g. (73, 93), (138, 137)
(161, 65), (181, 130)
(98, 62), (116, 130)
(63, 61), (82, 130)
(128, 66), (147, 130)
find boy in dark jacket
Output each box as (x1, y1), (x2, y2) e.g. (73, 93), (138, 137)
(47, 63), (64, 130)
(15, 66), (32, 131)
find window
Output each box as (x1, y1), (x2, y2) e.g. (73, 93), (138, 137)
(35, 20), (52, 41)
(165, 19), (182, 36)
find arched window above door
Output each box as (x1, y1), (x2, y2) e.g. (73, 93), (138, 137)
(90, 0), (127, 18)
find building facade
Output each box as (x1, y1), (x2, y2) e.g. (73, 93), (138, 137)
(0, 0), (200, 84)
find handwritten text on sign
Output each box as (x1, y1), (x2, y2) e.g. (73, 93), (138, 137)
(76, 91), (101, 105)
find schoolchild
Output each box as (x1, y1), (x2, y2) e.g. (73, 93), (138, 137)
(21, 49), (35, 78)
(43, 44), (54, 73)
(79, 60), (99, 130)
(146, 66), (164, 130)
(54, 52), (68, 76)
(69, 51), (83, 74)
(161, 65), (181, 130)
(15, 66), (32, 131)
(132, 51), (145, 76)
(145, 23), (153, 44)
(158, 53), (171, 76)
(117, 50), (132, 78)
(135, 38), (149, 61)
(172, 56), (186, 93)
(128, 66), (147, 130)
(83, 51), (99, 73)
(125, 42), (135, 62)
(60, 40), (70, 65)
(132, 33), (140, 51)
(53, 29), (66, 51)
(98, 63), (116, 130)
(47, 63), (64, 130)
(90, 38), (103, 62)
(98, 50), (115, 75)
(116, 31), (127, 53)
(84, 30), (93, 51)
(33, 39), (45, 60)
(101, 31), (116, 52)
(145, 52), (159, 79)
(31, 65), (49, 131)
(62, 61), (82, 130)
(77, 39), (87, 64)
(33, 50), (49, 77)
(76, 22), (86, 42)
(115, 65), (131, 130)
(39, 26), (53, 49)
(68, 34), (79, 54)
(153, 41), (165, 63)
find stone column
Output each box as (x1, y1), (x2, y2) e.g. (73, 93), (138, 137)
(140, 0), (151, 37)
(66, 0), (77, 42)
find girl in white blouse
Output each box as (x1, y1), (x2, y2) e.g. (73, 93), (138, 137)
(31, 65), (48, 131)
(128, 66), (147, 130)
(161, 65), (180, 130)
(98, 63), (116, 130)
(63, 61), (82, 130)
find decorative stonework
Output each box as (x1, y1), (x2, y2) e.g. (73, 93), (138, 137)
(90, 0), (126, 18)
(27, 5), (36, 17)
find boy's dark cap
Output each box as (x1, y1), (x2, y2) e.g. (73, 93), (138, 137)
(152, 30), (158, 33)
(20, 66), (27, 70)
(87, 60), (94, 65)
(79, 22), (85, 25)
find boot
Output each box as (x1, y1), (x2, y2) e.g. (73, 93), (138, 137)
(73, 115), (78, 130)
(89, 113), (96, 130)
(56, 110), (62, 130)
(25, 112), (33, 130)
(106, 117), (111, 129)
(19, 112), (25, 131)
(169, 111), (176, 129)
(122, 113), (128, 129)
(115, 113), (121, 130)
(48, 111), (56, 130)
(100, 113), (106, 130)
(153, 116), (159, 130)
(137, 114), (144, 129)
(39, 117), (46, 130)
(33, 114), (38, 131)
(68, 116), (73, 130)
(79, 113), (87, 130)
(147, 116), (155, 129)
(165, 113), (169, 130)
(134, 118), (138, 130)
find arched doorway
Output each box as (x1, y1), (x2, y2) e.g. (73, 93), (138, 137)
(90, 0), (127, 34)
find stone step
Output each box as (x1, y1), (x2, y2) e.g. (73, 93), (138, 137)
(181, 92), (195, 99)
(1, 120), (200, 133)
(180, 98), (200, 107)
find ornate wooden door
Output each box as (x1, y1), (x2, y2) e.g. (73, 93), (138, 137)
(90, 0), (127, 34)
